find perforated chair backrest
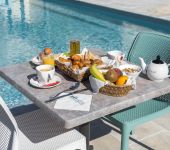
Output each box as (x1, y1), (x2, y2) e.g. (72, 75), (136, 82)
(127, 32), (170, 66)
(0, 97), (18, 150)
(127, 32), (170, 103)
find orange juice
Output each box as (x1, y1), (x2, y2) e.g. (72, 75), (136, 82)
(42, 55), (55, 66)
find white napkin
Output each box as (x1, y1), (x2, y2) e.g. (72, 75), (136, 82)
(54, 93), (92, 111)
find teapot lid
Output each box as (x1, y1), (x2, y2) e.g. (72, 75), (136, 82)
(152, 55), (164, 64)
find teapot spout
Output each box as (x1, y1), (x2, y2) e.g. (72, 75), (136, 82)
(139, 57), (147, 74)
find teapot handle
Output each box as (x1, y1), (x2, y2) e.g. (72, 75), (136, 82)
(167, 64), (170, 78)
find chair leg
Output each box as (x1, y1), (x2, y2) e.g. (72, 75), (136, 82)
(121, 125), (131, 150)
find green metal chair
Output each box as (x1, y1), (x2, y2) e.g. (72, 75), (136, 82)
(104, 32), (170, 150)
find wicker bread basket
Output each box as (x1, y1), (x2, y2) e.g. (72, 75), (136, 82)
(99, 84), (132, 97)
(55, 60), (90, 81)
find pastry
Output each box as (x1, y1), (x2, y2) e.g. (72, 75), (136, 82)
(72, 65), (79, 70)
(72, 60), (80, 66)
(78, 62), (84, 68)
(92, 59), (103, 65)
(59, 57), (71, 63)
(44, 47), (52, 55)
(88, 51), (95, 60)
(71, 54), (81, 61)
(83, 59), (91, 67)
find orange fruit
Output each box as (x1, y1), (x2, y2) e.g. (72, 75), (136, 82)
(44, 47), (52, 55)
(116, 75), (128, 86)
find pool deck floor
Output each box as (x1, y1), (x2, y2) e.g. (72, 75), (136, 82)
(76, 0), (170, 21)
(74, 1), (170, 149)
(90, 114), (170, 150)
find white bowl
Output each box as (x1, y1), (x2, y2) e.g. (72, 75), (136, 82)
(89, 75), (105, 93)
(118, 64), (142, 78)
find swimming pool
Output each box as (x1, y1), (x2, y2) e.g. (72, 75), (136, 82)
(0, 0), (170, 108)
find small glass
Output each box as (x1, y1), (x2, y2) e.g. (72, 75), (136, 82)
(70, 40), (80, 56)
(42, 54), (55, 66)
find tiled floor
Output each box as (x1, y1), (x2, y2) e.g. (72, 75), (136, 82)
(90, 114), (170, 150)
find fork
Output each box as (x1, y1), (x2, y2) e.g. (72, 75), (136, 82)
(45, 82), (80, 103)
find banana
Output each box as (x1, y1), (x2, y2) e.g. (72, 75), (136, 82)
(90, 64), (106, 82)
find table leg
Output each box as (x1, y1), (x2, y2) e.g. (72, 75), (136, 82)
(79, 122), (91, 150)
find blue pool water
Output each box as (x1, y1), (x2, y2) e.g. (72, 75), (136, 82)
(0, 0), (170, 108)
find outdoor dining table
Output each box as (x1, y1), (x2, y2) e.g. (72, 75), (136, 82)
(1, 57), (170, 150)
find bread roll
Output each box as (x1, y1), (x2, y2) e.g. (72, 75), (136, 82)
(44, 48), (52, 55)
(71, 54), (81, 61)
(72, 60), (81, 65)
(83, 59), (91, 67)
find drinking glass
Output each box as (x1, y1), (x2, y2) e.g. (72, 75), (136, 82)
(42, 54), (55, 66)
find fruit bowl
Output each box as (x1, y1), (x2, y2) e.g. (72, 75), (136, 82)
(119, 64), (142, 78)
(89, 64), (133, 96)
(89, 75), (132, 96)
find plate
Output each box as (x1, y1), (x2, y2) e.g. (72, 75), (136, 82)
(31, 56), (42, 65)
(97, 56), (115, 69)
(29, 75), (61, 89)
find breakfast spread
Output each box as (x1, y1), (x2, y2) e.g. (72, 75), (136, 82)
(30, 43), (142, 96)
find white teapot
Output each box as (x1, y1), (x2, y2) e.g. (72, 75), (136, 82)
(139, 55), (170, 82)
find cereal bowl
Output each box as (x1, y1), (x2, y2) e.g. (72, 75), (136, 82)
(119, 64), (142, 78)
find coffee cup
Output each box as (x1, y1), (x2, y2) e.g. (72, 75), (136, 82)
(107, 50), (125, 66)
(36, 65), (55, 83)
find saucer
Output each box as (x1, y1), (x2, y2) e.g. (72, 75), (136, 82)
(29, 75), (61, 89)
(31, 56), (42, 65)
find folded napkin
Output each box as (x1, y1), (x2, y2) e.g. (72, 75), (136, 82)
(54, 93), (92, 111)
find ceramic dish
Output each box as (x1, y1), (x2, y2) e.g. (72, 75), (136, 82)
(29, 75), (61, 89)
(31, 56), (42, 65)
(97, 56), (115, 69)
(119, 64), (142, 78)
(107, 50), (125, 60)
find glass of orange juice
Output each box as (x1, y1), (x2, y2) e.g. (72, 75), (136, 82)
(42, 54), (55, 66)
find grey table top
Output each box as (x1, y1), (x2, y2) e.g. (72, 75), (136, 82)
(1, 62), (170, 129)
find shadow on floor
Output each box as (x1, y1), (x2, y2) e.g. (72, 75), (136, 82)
(90, 119), (112, 140)
(11, 104), (154, 149)
(91, 119), (154, 150)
